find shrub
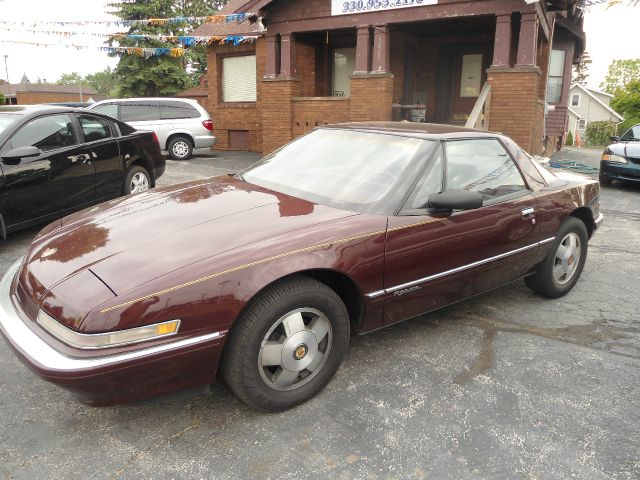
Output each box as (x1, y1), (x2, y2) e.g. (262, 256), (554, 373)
(566, 130), (574, 146)
(585, 121), (617, 146)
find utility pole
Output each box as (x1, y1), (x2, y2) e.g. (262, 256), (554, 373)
(3, 55), (9, 104)
(79, 79), (83, 103)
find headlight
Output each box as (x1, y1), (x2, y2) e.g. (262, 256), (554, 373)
(602, 153), (627, 164)
(37, 309), (181, 349)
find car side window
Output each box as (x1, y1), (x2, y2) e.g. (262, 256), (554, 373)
(160, 101), (200, 120)
(403, 147), (444, 210)
(77, 114), (112, 142)
(10, 114), (78, 152)
(445, 139), (528, 201)
(92, 103), (119, 119)
(120, 102), (160, 122)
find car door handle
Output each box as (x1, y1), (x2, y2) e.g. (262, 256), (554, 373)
(68, 153), (92, 164)
(521, 207), (535, 217)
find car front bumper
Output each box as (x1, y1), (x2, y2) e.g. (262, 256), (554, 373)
(600, 160), (640, 182)
(0, 258), (225, 406)
(194, 135), (217, 149)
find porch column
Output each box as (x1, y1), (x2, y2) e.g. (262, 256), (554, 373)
(371, 25), (390, 74)
(265, 34), (279, 78)
(280, 33), (297, 77)
(355, 26), (371, 74)
(492, 14), (512, 67)
(516, 13), (539, 66)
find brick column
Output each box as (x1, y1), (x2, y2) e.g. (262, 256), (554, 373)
(371, 25), (390, 74)
(349, 74), (394, 122)
(516, 13), (539, 66)
(261, 78), (299, 155)
(492, 14), (512, 67)
(355, 26), (371, 74)
(487, 67), (542, 154)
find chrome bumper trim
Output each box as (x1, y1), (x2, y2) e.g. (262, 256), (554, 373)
(365, 237), (556, 299)
(594, 213), (604, 229)
(0, 259), (221, 373)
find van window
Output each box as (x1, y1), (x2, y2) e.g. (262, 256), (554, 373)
(120, 102), (160, 122)
(92, 103), (119, 119)
(160, 101), (200, 120)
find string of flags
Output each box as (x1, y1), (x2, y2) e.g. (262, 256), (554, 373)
(0, 13), (256, 28)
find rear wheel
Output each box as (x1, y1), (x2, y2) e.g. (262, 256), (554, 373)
(525, 217), (588, 298)
(168, 135), (193, 160)
(222, 276), (350, 412)
(123, 165), (150, 195)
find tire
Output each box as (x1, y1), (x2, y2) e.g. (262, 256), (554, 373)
(599, 173), (613, 186)
(222, 276), (350, 412)
(525, 217), (589, 298)
(123, 165), (151, 195)
(168, 135), (193, 160)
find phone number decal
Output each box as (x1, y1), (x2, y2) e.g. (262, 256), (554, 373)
(331, 0), (438, 15)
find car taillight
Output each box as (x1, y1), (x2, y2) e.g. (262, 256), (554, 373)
(152, 132), (160, 145)
(202, 119), (214, 131)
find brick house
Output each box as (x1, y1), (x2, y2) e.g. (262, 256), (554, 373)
(0, 75), (99, 105)
(176, 73), (211, 111)
(194, 0), (585, 155)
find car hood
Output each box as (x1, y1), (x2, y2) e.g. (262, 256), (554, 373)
(23, 176), (357, 300)
(608, 142), (640, 160)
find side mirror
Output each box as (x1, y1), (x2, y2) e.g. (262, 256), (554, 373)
(2, 146), (42, 161)
(610, 135), (619, 143)
(428, 189), (484, 211)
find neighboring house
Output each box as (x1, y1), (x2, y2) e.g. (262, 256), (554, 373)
(195, 0), (585, 155)
(0, 75), (99, 105)
(566, 83), (623, 141)
(176, 73), (210, 112)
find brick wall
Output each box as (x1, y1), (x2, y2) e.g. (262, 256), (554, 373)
(292, 97), (350, 137)
(349, 74), (394, 122)
(16, 91), (93, 104)
(208, 39), (265, 152)
(261, 78), (300, 155)
(487, 67), (543, 154)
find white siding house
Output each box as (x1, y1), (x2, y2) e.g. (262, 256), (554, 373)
(567, 84), (624, 141)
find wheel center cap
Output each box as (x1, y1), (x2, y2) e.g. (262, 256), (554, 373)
(293, 344), (308, 360)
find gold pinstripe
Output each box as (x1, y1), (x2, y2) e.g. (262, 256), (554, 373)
(99, 218), (443, 313)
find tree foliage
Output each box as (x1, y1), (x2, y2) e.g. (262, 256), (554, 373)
(57, 72), (88, 86)
(566, 130), (574, 146)
(611, 79), (640, 133)
(600, 59), (640, 94)
(108, 0), (221, 97)
(585, 121), (617, 146)
(86, 67), (119, 97)
(572, 52), (591, 85)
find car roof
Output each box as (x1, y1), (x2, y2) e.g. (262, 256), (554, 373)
(0, 104), (85, 115)
(323, 121), (502, 140)
(92, 97), (198, 103)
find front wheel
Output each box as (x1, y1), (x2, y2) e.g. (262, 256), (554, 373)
(123, 165), (150, 195)
(525, 217), (588, 298)
(222, 276), (350, 412)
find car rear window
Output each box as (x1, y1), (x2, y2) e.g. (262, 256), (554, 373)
(159, 101), (200, 120)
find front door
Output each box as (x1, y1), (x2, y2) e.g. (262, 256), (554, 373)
(436, 45), (492, 125)
(382, 138), (540, 325)
(2, 113), (95, 226)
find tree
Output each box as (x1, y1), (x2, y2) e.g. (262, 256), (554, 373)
(108, 0), (222, 97)
(572, 52), (591, 85)
(610, 79), (640, 133)
(600, 59), (640, 94)
(86, 67), (119, 97)
(57, 72), (88, 86)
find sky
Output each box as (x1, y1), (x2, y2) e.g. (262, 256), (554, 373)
(0, 0), (637, 89)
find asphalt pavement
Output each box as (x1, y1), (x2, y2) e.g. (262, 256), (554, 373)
(0, 148), (639, 480)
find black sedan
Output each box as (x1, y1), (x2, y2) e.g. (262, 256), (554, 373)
(0, 105), (164, 237)
(600, 124), (640, 185)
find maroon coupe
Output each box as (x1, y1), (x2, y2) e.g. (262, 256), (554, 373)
(0, 123), (602, 412)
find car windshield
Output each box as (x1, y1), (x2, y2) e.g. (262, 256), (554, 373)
(240, 129), (435, 214)
(0, 113), (21, 136)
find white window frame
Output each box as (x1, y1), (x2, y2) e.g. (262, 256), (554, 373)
(577, 119), (587, 130)
(222, 55), (257, 103)
(571, 93), (581, 107)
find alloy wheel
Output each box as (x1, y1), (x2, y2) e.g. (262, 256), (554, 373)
(130, 172), (149, 194)
(172, 141), (190, 159)
(553, 232), (582, 285)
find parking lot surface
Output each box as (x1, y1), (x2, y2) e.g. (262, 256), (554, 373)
(0, 149), (638, 480)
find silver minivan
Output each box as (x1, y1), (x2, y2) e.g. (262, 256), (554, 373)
(87, 98), (217, 160)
